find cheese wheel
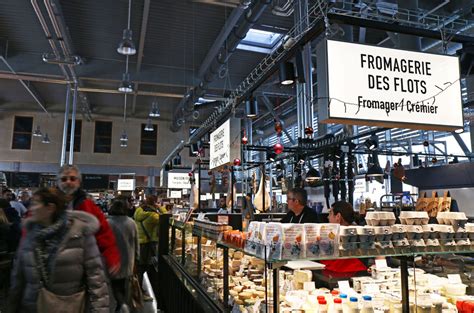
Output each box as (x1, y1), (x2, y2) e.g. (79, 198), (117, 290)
(255, 291), (265, 298)
(230, 290), (238, 297)
(244, 298), (256, 305)
(233, 251), (244, 259)
(233, 286), (244, 292)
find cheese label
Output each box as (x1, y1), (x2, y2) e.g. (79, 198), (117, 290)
(448, 274), (462, 284)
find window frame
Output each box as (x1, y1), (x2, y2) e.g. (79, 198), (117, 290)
(12, 116), (33, 150)
(140, 123), (157, 156)
(93, 121), (113, 154)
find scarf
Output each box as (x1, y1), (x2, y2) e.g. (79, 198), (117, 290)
(33, 212), (69, 285)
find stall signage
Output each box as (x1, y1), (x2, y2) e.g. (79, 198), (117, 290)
(167, 172), (198, 189)
(316, 39), (463, 131)
(117, 179), (135, 191)
(210, 118), (241, 170)
(169, 190), (182, 199)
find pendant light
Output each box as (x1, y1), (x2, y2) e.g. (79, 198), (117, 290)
(120, 94), (129, 148)
(366, 153), (384, 177)
(118, 72), (134, 93)
(117, 0), (136, 55)
(305, 162), (321, 186)
(149, 98), (160, 117)
(245, 97), (258, 118)
(279, 62), (295, 85)
(33, 125), (42, 137)
(42, 133), (50, 144)
(144, 118), (154, 131)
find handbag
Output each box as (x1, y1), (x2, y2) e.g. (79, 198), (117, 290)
(34, 247), (86, 313)
(128, 272), (144, 310)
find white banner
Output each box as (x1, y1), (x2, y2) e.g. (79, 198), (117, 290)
(170, 190), (182, 199)
(167, 172), (198, 189)
(117, 179), (135, 191)
(210, 118), (241, 169)
(317, 40), (463, 131)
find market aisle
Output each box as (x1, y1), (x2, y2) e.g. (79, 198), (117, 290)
(141, 273), (159, 313)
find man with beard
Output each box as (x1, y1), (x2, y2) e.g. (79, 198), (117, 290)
(57, 164), (121, 274)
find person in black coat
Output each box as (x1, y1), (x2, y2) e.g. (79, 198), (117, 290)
(281, 188), (319, 224)
(0, 198), (21, 252)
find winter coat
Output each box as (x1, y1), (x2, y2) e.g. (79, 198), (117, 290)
(107, 215), (139, 279)
(72, 189), (121, 271)
(7, 211), (109, 313)
(134, 206), (161, 244)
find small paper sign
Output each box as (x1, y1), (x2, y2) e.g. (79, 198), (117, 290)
(375, 259), (388, 269)
(447, 274), (462, 284)
(196, 213), (206, 221)
(338, 280), (351, 293)
(218, 215), (229, 224)
(206, 240), (212, 246)
(364, 283), (380, 294)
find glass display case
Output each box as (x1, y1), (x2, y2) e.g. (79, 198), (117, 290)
(163, 217), (474, 313)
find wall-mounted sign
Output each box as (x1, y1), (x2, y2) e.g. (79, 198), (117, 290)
(170, 190), (182, 199)
(316, 39), (463, 131)
(82, 174), (109, 190)
(167, 172), (199, 189)
(117, 179), (135, 191)
(210, 118), (241, 170)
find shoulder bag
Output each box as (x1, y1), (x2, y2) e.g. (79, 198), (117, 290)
(34, 246), (86, 313)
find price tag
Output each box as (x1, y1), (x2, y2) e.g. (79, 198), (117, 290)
(196, 213), (206, 220)
(218, 215), (229, 224)
(364, 283), (380, 294)
(338, 280), (351, 293)
(447, 274), (462, 284)
(375, 258), (388, 269)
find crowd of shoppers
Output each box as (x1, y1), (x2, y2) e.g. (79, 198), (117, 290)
(0, 164), (167, 313)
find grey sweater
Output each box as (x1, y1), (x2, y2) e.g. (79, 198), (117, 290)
(7, 211), (109, 313)
(107, 215), (139, 279)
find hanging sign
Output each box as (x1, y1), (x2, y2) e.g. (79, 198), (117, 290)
(167, 172), (199, 189)
(117, 179), (135, 191)
(316, 39), (463, 131)
(169, 190), (182, 199)
(209, 118), (241, 170)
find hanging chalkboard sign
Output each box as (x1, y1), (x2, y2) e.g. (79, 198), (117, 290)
(11, 172), (40, 188)
(82, 174), (109, 190)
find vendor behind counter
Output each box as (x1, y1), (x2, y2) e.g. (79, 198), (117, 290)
(280, 188), (319, 224)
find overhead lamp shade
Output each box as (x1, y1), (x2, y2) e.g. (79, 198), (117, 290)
(267, 151), (277, 162)
(364, 134), (379, 150)
(245, 97), (258, 118)
(33, 125), (42, 137)
(117, 29), (136, 55)
(173, 154), (182, 166)
(118, 72), (134, 93)
(149, 100), (161, 117)
(42, 133), (50, 144)
(144, 118), (154, 131)
(305, 166), (321, 186)
(366, 153), (384, 177)
(279, 62), (295, 85)
(120, 131), (128, 147)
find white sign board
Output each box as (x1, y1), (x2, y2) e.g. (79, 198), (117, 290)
(167, 172), (199, 189)
(170, 190), (182, 199)
(317, 39), (463, 131)
(117, 179), (135, 191)
(210, 118), (241, 170)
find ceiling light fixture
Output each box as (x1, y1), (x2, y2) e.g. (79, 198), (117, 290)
(305, 164), (321, 186)
(364, 134), (379, 151)
(118, 72), (134, 93)
(33, 125), (42, 137)
(366, 153), (384, 177)
(42, 133), (50, 144)
(117, 0), (136, 55)
(120, 131), (128, 147)
(279, 61), (295, 85)
(245, 97), (258, 118)
(144, 118), (154, 131)
(149, 99), (161, 117)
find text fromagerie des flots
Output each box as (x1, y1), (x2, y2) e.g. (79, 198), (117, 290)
(356, 53), (439, 116)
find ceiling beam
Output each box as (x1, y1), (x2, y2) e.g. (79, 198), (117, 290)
(132, 0), (151, 116)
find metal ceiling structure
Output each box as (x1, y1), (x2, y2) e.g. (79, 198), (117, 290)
(0, 0), (473, 164)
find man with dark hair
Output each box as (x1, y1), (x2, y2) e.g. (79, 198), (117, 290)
(57, 164), (121, 275)
(281, 187), (319, 223)
(2, 189), (27, 218)
(328, 201), (355, 226)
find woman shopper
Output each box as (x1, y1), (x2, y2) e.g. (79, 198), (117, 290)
(7, 187), (109, 313)
(107, 197), (139, 313)
(133, 195), (163, 301)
